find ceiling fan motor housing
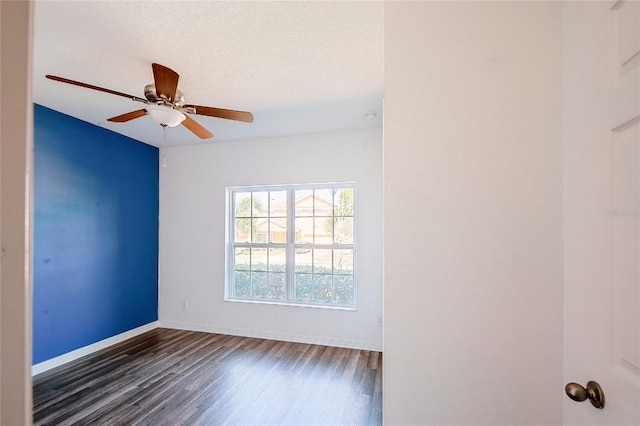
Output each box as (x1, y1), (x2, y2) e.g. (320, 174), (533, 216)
(144, 83), (185, 107)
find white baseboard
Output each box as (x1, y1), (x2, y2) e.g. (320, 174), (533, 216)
(158, 320), (383, 352)
(31, 321), (159, 376)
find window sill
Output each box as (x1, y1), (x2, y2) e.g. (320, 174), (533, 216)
(224, 297), (357, 311)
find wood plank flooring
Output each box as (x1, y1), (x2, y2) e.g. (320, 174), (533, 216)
(33, 328), (382, 425)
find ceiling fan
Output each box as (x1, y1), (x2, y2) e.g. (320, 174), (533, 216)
(46, 63), (254, 139)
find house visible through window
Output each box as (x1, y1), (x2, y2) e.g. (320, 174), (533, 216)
(227, 184), (356, 308)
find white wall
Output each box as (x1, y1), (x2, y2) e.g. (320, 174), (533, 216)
(0, 1), (33, 424)
(159, 127), (382, 350)
(384, 2), (563, 425)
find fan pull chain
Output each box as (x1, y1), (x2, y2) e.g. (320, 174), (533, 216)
(161, 124), (168, 168)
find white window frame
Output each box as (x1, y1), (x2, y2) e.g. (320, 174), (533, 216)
(225, 182), (357, 309)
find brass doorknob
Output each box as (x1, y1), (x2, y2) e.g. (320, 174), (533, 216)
(565, 381), (605, 409)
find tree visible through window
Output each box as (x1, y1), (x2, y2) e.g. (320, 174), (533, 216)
(227, 184), (356, 307)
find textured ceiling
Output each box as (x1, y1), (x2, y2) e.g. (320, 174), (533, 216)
(33, 1), (384, 147)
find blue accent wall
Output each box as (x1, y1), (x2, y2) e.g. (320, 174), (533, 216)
(33, 104), (159, 364)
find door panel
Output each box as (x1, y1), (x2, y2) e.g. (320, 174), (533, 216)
(611, 118), (639, 387)
(563, 1), (639, 425)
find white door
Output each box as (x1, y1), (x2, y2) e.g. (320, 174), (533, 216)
(564, 1), (640, 425)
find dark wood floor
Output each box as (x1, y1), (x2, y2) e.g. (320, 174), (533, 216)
(33, 328), (382, 425)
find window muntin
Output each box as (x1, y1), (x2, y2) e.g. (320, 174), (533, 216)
(227, 184), (355, 307)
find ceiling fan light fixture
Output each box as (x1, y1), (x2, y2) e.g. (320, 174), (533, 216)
(147, 105), (186, 127)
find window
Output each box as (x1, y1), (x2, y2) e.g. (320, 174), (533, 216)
(226, 184), (356, 308)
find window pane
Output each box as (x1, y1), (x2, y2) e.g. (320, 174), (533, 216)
(334, 188), (354, 216)
(294, 273), (312, 301)
(295, 217), (313, 243)
(253, 219), (268, 243)
(333, 275), (354, 304)
(268, 273), (286, 299)
(235, 218), (251, 243)
(295, 250), (312, 273)
(252, 192), (268, 217)
(313, 249), (332, 274)
(234, 248), (250, 270)
(315, 217), (332, 244)
(269, 218), (287, 243)
(234, 192), (252, 217)
(313, 274), (332, 302)
(314, 189), (333, 216)
(251, 271), (268, 298)
(234, 271), (250, 297)
(333, 249), (353, 274)
(295, 190), (313, 216)
(269, 191), (287, 217)
(251, 248), (267, 271)
(268, 248), (286, 273)
(333, 217), (353, 244)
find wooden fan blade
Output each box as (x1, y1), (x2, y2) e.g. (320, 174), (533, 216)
(107, 109), (148, 123)
(181, 115), (214, 139)
(152, 63), (179, 102)
(46, 75), (145, 102)
(184, 104), (254, 123)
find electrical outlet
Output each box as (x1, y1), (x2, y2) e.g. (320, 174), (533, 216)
(377, 316), (383, 326)
(181, 301), (188, 311)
